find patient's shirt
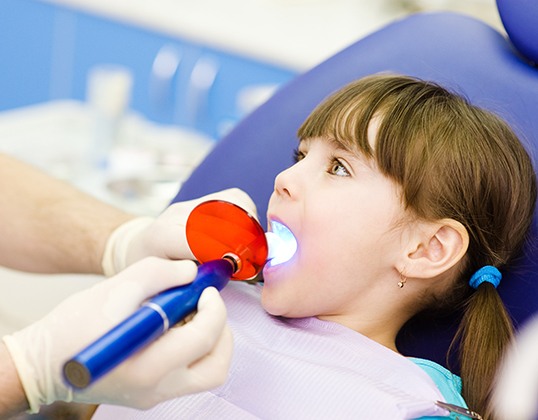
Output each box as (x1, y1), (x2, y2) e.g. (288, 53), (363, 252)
(93, 282), (459, 420)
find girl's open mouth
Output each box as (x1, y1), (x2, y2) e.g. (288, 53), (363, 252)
(265, 220), (298, 267)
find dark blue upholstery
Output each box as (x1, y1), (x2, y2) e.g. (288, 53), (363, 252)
(497, 0), (538, 65)
(172, 11), (538, 369)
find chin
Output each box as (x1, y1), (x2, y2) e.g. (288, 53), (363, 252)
(260, 287), (287, 316)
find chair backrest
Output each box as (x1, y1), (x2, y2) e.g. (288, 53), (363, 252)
(172, 6), (538, 369)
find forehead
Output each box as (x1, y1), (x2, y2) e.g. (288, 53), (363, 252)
(299, 136), (351, 151)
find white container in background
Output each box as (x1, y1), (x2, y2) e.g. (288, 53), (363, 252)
(86, 64), (133, 169)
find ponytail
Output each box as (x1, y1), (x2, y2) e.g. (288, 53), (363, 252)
(452, 277), (514, 419)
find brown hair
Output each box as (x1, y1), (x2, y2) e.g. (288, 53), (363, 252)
(298, 74), (537, 418)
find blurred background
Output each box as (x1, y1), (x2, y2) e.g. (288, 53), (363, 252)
(0, 0), (503, 215)
(0, 1), (502, 417)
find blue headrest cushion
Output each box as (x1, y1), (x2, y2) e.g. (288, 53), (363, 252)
(497, 0), (538, 64)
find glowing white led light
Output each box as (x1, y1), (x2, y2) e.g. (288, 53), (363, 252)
(265, 221), (298, 266)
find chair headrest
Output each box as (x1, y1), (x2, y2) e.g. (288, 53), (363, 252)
(497, 0), (538, 64)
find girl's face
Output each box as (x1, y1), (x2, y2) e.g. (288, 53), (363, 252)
(262, 130), (410, 328)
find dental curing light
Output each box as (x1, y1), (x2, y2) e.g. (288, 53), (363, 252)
(63, 200), (270, 389)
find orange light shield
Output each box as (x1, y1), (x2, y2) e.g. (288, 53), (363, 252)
(186, 200), (268, 280)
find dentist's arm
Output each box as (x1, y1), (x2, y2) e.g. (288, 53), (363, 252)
(0, 153), (132, 274)
(0, 342), (26, 418)
(0, 153), (257, 276)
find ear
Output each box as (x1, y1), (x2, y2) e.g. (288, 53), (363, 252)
(402, 219), (469, 279)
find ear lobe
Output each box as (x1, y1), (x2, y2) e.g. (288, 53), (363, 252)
(406, 219), (469, 279)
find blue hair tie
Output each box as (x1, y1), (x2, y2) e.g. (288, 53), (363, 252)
(469, 265), (502, 289)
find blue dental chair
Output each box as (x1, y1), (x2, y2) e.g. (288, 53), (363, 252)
(172, 1), (538, 371)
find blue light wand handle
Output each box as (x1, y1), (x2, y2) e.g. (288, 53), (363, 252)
(63, 259), (234, 389)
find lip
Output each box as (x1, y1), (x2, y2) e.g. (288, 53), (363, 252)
(266, 214), (286, 232)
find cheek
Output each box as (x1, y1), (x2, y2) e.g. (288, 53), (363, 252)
(260, 195), (401, 315)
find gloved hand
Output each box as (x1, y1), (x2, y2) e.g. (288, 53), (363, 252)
(492, 314), (538, 420)
(102, 188), (258, 277)
(2, 258), (233, 412)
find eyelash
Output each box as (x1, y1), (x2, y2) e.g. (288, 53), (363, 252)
(293, 148), (304, 163)
(292, 148), (350, 177)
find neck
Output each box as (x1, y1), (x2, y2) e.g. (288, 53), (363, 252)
(317, 312), (405, 353)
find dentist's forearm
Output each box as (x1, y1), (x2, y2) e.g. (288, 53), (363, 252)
(0, 153), (133, 274)
(0, 341), (28, 419)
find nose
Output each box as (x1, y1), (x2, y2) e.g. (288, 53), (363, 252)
(273, 164), (298, 199)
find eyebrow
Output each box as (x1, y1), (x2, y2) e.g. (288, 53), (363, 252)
(326, 137), (355, 154)
(299, 136), (355, 154)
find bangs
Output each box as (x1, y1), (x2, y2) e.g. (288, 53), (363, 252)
(296, 74), (438, 169)
(297, 76), (387, 158)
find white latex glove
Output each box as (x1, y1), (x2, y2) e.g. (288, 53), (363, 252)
(102, 188), (258, 277)
(492, 314), (538, 420)
(2, 258), (233, 412)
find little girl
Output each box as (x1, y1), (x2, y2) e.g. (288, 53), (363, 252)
(92, 74), (537, 419)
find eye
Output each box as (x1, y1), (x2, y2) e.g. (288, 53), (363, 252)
(328, 158), (350, 177)
(293, 147), (306, 163)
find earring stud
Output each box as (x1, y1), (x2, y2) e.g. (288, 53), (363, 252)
(397, 273), (407, 288)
